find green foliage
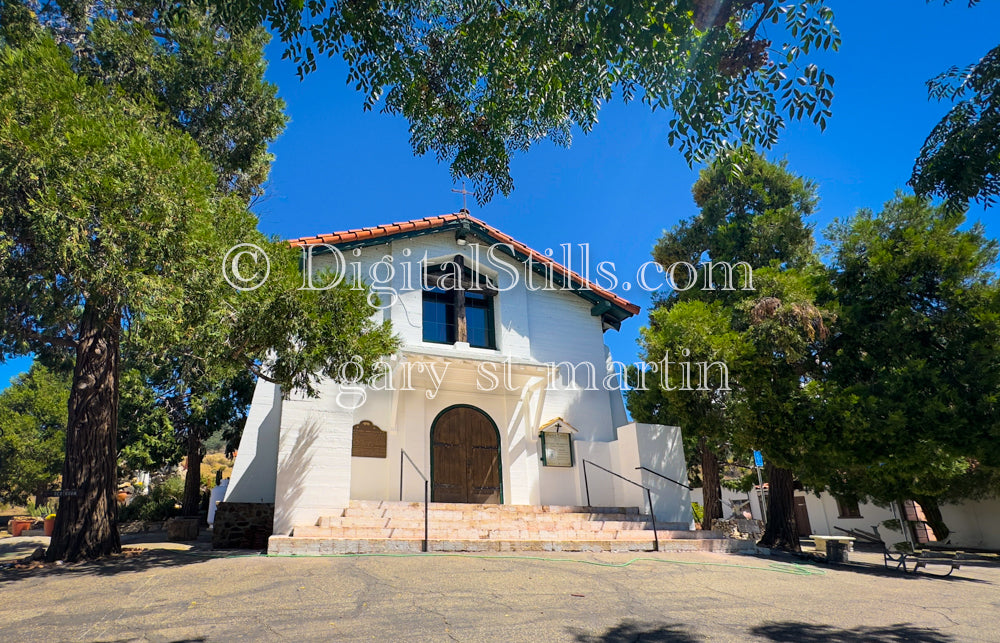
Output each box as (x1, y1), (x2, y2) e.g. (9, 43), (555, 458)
(0, 20), (398, 558)
(203, 430), (227, 454)
(118, 369), (183, 472)
(119, 474), (186, 522)
(65, 0), (841, 202)
(691, 502), (705, 525)
(656, 151), (818, 269)
(26, 498), (56, 518)
(629, 151), (828, 549)
(0, 365), (70, 505)
(823, 194), (1000, 502)
(151, 476), (186, 504)
(86, 15), (287, 201)
(119, 495), (181, 522)
(630, 150), (824, 469)
(0, 33), (238, 360)
(912, 36), (999, 207)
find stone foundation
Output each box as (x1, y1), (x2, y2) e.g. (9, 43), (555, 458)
(712, 517), (764, 540)
(212, 502), (274, 549)
(166, 517), (200, 541)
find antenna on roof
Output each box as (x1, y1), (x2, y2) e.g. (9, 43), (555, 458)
(451, 181), (472, 213)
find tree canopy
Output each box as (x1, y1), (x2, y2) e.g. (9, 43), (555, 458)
(182, 0), (841, 201)
(823, 195), (1000, 508)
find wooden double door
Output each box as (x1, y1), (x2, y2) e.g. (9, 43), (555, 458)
(431, 406), (501, 504)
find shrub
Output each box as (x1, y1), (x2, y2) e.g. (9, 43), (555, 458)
(691, 502), (704, 524)
(119, 494), (180, 522)
(151, 475), (185, 504)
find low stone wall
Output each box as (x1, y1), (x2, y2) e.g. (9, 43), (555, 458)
(212, 502), (274, 550)
(119, 520), (166, 534)
(712, 518), (764, 540)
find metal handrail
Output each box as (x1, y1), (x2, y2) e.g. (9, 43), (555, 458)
(582, 459), (658, 552)
(399, 450), (429, 552)
(635, 466), (692, 491)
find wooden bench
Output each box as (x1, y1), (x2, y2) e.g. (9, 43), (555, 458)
(811, 535), (856, 554)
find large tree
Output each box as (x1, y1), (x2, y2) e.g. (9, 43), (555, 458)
(629, 300), (741, 530)
(730, 266), (832, 550)
(0, 26), (397, 560)
(823, 195), (1000, 539)
(628, 151), (826, 549)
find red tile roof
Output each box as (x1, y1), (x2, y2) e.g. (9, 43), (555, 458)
(289, 211), (640, 316)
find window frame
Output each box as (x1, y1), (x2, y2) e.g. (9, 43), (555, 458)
(835, 496), (863, 519)
(421, 256), (498, 350)
(421, 287), (457, 345)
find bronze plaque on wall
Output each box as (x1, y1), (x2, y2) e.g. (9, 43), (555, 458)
(352, 421), (387, 458)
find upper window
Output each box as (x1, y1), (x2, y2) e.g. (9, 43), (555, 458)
(465, 292), (496, 349)
(422, 256), (497, 349)
(422, 288), (456, 344)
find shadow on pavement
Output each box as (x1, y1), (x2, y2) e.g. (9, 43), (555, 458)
(740, 552), (992, 584)
(570, 619), (702, 642)
(0, 548), (251, 586)
(81, 639), (206, 643)
(751, 621), (953, 642)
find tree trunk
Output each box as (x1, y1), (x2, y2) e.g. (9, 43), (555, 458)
(757, 464), (800, 552)
(46, 302), (121, 562)
(181, 429), (203, 517)
(699, 437), (724, 531)
(914, 495), (950, 542)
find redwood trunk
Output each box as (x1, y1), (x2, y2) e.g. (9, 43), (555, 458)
(46, 303), (121, 562)
(699, 437), (724, 531)
(181, 429), (203, 517)
(757, 464), (800, 552)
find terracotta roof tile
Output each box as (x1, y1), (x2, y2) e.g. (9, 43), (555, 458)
(288, 211), (640, 316)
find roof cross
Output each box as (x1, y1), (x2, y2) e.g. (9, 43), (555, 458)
(451, 182), (472, 212)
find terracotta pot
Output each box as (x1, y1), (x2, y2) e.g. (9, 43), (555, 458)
(117, 491), (128, 503)
(10, 518), (33, 537)
(44, 516), (56, 537)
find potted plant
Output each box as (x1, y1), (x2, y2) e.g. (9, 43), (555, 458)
(10, 517), (34, 537)
(44, 513), (56, 537)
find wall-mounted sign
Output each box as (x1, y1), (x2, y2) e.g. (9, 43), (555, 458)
(540, 430), (573, 468)
(352, 421), (387, 458)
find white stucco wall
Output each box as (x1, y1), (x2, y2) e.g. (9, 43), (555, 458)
(224, 380), (281, 504)
(940, 498), (1000, 549)
(616, 423), (693, 526)
(271, 387), (355, 535)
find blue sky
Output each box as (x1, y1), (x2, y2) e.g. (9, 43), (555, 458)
(1, 2), (998, 388)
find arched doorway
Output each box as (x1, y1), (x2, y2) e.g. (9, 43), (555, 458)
(431, 405), (502, 504)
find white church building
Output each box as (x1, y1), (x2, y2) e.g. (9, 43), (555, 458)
(218, 211), (697, 552)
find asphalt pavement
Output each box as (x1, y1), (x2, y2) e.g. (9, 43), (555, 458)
(1, 535), (998, 642)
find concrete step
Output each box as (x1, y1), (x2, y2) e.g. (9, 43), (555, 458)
(269, 536), (757, 555)
(294, 501), (716, 552)
(295, 524), (724, 540)
(346, 500), (640, 514)
(328, 512), (652, 526)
